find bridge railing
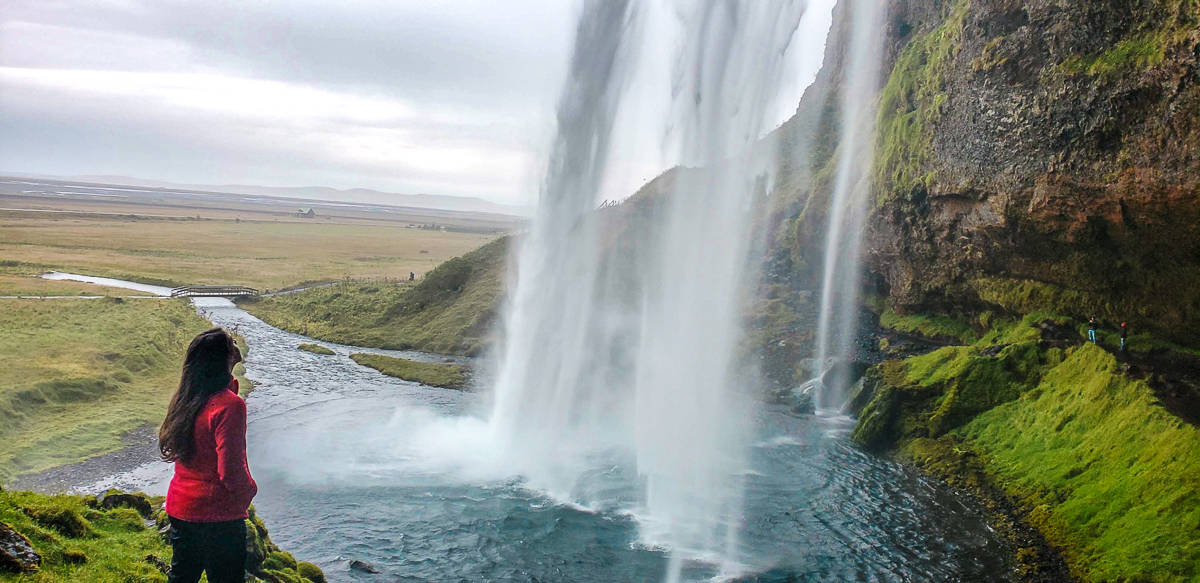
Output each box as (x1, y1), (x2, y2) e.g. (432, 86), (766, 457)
(170, 285), (260, 298)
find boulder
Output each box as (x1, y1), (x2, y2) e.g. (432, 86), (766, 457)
(98, 492), (154, 519)
(0, 522), (40, 573)
(349, 559), (380, 574)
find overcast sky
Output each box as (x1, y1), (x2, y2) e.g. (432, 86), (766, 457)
(1, 1), (831, 206)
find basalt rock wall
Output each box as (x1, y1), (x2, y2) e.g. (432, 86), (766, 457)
(862, 0), (1200, 344)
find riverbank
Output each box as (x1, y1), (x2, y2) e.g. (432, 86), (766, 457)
(851, 311), (1200, 581)
(0, 488), (324, 582)
(239, 237), (507, 355)
(0, 297), (212, 486)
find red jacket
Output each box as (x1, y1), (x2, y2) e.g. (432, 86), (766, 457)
(165, 380), (258, 522)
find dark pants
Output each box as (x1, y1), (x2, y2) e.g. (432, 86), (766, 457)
(168, 516), (246, 583)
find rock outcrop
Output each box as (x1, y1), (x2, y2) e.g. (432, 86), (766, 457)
(864, 0), (1200, 345)
(0, 521), (40, 573)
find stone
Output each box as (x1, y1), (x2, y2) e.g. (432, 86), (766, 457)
(98, 492), (154, 518)
(0, 522), (40, 573)
(348, 559), (380, 574)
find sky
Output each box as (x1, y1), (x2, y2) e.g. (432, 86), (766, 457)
(0, 1), (832, 207)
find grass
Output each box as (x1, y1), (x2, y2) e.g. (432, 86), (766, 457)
(854, 310), (1200, 581)
(0, 210), (497, 290)
(241, 237), (508, 355)
(297, 343), (335, 355)
(0, 298), (210, 484)
(0, 490), (169, 582)
(0, 489), (323, 582)
(879, 306), (977, 344)
(960, 345), (1200, 582)
(1058, 33), (1166, 76)
(349, 353), (469, 390)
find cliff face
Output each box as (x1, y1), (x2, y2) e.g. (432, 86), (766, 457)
(865, 0), (1200, 344)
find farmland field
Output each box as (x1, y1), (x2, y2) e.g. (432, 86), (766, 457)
(0, 210), (498, 292)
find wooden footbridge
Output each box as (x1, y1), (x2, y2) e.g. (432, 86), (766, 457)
(170, 285), (259, 298)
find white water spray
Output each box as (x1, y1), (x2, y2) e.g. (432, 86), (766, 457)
(488, 0), (819, 577)
(812, 0), (887, 411)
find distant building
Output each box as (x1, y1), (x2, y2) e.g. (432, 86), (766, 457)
(297, 207), (316, 218)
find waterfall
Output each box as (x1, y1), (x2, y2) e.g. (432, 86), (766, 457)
(488, 0), (819, 577)
(812, 0), (886, 411)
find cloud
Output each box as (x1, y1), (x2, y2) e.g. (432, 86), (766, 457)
(0, 0), (574, 204)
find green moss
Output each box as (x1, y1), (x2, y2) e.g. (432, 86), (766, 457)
(297, 343), (335, 356)
(21, 506), (92, 539)
(242, 237), (507, 355)
(349, 353), (469, 390)
(874, 0), (968, 205)
(970, 35), (1009, 72)
(958, 345), (1200, 581)
(880, 307), (977, 344)
(972, 277), (1118, 323)
(298, 561), (327, 583)
(1059, 33), (1165, 76)
(0, 489), (165, 581)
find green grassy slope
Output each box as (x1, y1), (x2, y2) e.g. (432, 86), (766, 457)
(0, 298), (212, 484)
(852, 313), (1200, 581)
(240, 237), (508, 355)
(0, 489), (323, 582)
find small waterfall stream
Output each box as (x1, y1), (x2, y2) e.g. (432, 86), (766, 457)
(812, 0), (887, 411)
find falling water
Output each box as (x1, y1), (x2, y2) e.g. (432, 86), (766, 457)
(489, 0), (813, 578)
(812, 0), (887, 411)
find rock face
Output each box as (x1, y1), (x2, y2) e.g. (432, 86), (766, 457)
(864, 0), (1200, 345)
(0, 521), (40, 573)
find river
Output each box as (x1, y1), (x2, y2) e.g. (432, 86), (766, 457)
(47, 273), (1011, 582)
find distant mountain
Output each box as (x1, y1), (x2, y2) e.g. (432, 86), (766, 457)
(8, 172), (532, 217)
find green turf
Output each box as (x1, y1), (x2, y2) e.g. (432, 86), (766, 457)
(240, 237), (507, 355)
(0, 489), (324, 582)
(349, 353), (469, 390)
(0, 298), (212, 484)
(960, 345), (1200, 581)
(297, 343), (335, 356)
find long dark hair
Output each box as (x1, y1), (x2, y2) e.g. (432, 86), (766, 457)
(159, 327), (241, 462)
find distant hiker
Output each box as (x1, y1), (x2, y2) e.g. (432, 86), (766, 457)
(1088, 316), (1097, 344)
(409, 271), (415, 282)
(1120, 321), (1128, 351)
(159, 328), (257, 583)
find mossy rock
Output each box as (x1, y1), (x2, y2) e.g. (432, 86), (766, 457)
(23, 505), (92, 538)
(0, 521), (41, 573)
(298, 561), (327, 583)
(262, 550), (298, 571)
(97, 491), (154, 519)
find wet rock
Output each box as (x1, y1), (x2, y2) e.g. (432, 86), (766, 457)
(0, 522), (40, 573)
(349, 559), (380, 574)
(98, 491), (154, 519)
(820, 359), (870, 397)
(787, 381), (816, 415)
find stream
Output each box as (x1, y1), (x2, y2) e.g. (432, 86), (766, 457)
(48, 273), (1012, 582)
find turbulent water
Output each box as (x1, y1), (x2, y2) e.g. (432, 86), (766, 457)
(89, 298), (1010, 581)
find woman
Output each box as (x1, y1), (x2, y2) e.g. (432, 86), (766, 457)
(159, 327), (258, 583)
